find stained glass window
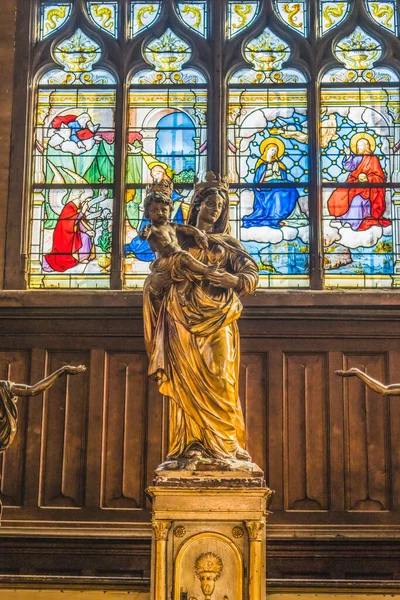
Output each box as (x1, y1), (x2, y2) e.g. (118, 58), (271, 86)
(39, 2), (72, 39)
(227, 1), (260, 38)
(29, 30), (116, 289)
(20, 1), (400, 291)
(274, 1), (307, 37)
(321, 27), (400, 288)
(229, 29), (309, 288)
(124, 29), (208, 288)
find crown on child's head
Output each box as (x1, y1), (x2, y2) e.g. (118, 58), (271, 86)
(193, 171), (229, 195)
(147, 178), (173, 199)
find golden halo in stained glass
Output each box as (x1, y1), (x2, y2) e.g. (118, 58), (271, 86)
(259, 137), (285, 158)
(350, 132), (376, 154)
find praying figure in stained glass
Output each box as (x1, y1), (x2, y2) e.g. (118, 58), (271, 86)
(327, 133), (390, 231)
(43, 188), (109, 273)
(242, 137), (299, 229)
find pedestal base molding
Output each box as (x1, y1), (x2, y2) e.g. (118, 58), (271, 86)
(147, 471), (273, 600)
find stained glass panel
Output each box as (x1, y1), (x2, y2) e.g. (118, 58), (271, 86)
(130, 2), (161, 37)
(87, 2), (118, 37)
(229, 28), (307, 84)
(321, 87), (400, 288)
(40, 2), (72, 40)
(365, 1), (398, 34)
(176, 2), (208, 37)
(227, 1), (260, 39)
(319, 1), (350, 36)
(228, 89), (310, 288)
(29, 30), (116, 289)
(125, 88), (208, 287)
(274, 1), (307, 37)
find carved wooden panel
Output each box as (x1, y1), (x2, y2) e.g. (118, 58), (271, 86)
(0, 352), (28, 507)
(240, 353), (268, 474)
(39, 351), (90, 508)
(283, 353), (329, 511)
(102, 352), (147, 509)
(342, 353), (390, 511)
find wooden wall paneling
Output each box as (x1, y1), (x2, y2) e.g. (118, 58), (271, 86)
(240, 353), (268, 474)
(101, 352), (147, 509)
(389, 350), (400, 511)
(268, 349), (284, 510)
(0, 352), (28, 507)
(328, 352), (345, 512)
(283, 353), (329, 511)
(23, 348), (46, 508)
(85, 349), (106, 508)
(39, 351), (90, 508)
(145, 378), (167, 506)
(343, 353), (391, 511)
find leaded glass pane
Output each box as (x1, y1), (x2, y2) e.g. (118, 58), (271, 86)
(321, 87), (400, 288)
(87, 2), (119, 37)
(176, 2), (208, 37)
(130, 2), (161, 37)
(39, 2), (72, 40)
(227, 1), (260, 38)
(365, 1), (398, 34)
(228, 89), (310, 289)
(274, 1), (307, 37)
(319, 1), (350, 36)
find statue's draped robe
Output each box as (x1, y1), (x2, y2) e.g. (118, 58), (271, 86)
(144, 235), (258, 459)
(0, 382), (17, 453)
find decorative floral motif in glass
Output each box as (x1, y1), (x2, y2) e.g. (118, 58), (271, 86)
(87, 2), (118, 37)
(319, 1), (350, 36)
(176, 2), (208, 37)
(125, 31), (207, 288)
(227, 1), (260, 38)
(365, 1), (398, 34)
(322, 27), (397, 83)
(133, 29), (206, 84)
(40, 2), (72, 40)
(130, 2), (161, 37)
(274, 1), (307, 37)
(30, 31), (116, 289)
(230, 27), (306, 84)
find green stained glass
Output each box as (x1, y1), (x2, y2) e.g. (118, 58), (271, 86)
(87, 2), (118, 37)
(176, 2), (208, 37)
(365, 1), (398, 34)
(230, 27), (306, 84)
(227, 1), (260, 38)
(274, 1), (307, 37)
(40, 2), (72, 40)
(319, 1), (350, 36)
(130, 2), (161, 37)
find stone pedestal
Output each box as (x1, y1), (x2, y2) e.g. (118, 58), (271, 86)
(147, 471), (273, 600)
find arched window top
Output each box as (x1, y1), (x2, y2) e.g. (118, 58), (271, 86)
(274, 1), (307, 37)
(322, 26), (399, 83)
(131, 29), (207, 84)
(319, 1), (350, 36)
(130, 2), (162, 37)
(40, 2), (73, 40)
(226, 1), (260, 39)
(229, 27), (307, 84)
(176, 2), (208, 37)
(87, 2), (119, 37)
(39, 29), (117, 84)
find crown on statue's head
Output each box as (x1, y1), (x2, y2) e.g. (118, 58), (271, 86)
(147, 178), (173, 199)
(193, 171), (229, 195)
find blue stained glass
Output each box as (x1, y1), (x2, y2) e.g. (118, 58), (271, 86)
(365, 1), (398, 34)
(176, 2), (208, 37)
(87, 2), (118, 37)
(40, 2), (72, 40)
